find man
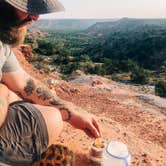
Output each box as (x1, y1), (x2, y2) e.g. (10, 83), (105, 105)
(0, 0), (101, 165)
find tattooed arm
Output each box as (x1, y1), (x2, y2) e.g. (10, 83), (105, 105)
(0, 84), (9, 127)
(2, 69), (101, 138)
(21, 76), (73, 122)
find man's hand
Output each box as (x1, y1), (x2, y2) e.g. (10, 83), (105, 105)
(53, 100), (101, 138)
(69, 110), (101, 138)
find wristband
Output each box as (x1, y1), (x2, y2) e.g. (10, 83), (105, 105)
(59, 107), (71, 121)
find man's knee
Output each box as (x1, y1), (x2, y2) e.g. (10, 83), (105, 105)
(42, 107), (63, 145)
(49, 108), (63, 136)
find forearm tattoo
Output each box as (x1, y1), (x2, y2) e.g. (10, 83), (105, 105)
(49, 99), (64, 107)
(24, 78), (36, 96)
(36, 87), (53, 100)
(49, 99), (71, 121)
(23, 77), (72, 121)
(59, 107), (72, 121)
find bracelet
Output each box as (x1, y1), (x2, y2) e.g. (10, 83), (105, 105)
(59, 107), (71, 121)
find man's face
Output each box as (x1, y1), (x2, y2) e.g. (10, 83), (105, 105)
(14, 8), (39, 28)
(0, 1), (39, 47)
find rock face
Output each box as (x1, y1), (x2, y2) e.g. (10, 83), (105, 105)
(14, 46), (166, 166)
(27, 29), (46, 39)
(19, 44), (35, 61)
(68, 70), (86, 80)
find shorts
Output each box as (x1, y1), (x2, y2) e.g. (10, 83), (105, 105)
(0, 101), (49, 166)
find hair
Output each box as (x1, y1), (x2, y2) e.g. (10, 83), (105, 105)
(0, 1), (18, 29)
(0, 0), (27, 47)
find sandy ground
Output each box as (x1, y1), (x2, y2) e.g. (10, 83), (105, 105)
(15, 49), (166, 166)
(55, 81), (166, 166)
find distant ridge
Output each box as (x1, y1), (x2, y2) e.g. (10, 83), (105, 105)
(82, 18), (166, 70)
(86, 18), (166, 36)
(31, 18), (166, 32)
(31, 19), (116, 31)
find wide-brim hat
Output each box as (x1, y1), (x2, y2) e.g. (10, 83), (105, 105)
(4, 0), (65, 15)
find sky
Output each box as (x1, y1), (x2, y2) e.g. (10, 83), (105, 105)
(41, 0), (166, 19)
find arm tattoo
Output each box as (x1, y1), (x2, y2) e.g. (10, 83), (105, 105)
(24, 78), (36, 96)
(59, 107), (72, 121)
(36, 87), (53, 100)
(49, 99), (72, 121)
(23, 77), (72, 121)
(49, 99), (64, 107)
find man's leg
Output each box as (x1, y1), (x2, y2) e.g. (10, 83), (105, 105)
(8, 89), (22, 103)
(0, 85), (64, 165)
(7, 87), (63, 146)
(32, 104), (63, 146)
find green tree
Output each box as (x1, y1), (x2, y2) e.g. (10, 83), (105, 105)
(130, 67), (149, 84)
(35, 40), (57, 56)
(76, 54), (91, 62)
(155, 80), (166, 97)
(61, 62), (80, 74)
(160, 65), (166, 73)
(87, 65), (106, 75)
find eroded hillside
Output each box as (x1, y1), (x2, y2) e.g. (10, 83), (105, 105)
(13, 46), (166, 166)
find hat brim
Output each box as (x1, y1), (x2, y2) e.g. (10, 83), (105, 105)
(5, 0), (65, 15)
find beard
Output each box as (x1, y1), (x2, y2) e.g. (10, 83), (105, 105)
(0, 26), (27, 48)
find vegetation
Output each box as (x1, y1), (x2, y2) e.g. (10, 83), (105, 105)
(155, 80), (166, 97)
(25, 18), (166, 96)
(130, 66), (150, 84)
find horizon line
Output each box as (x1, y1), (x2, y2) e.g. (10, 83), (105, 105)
(39, 17), (166, 20)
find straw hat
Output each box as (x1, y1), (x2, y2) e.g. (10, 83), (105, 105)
(4, 0), (65, 15)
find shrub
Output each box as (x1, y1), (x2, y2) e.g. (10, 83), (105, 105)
(87, 64), (106, 75)
(35, 40), (57, 56)
(60, 62), (80, 74)
(155, 80), (166, 97)
(117, 59), (137, 72)
(75, 54), (91, 62)
(130, 67), (149, 84)
(160, 65), (166, 73)
(103, 59), (118, 74)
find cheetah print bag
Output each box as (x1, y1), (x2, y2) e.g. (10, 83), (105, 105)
(31, 144), (75, 166)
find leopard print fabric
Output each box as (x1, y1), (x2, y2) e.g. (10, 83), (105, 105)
(31, 144), (75, 166)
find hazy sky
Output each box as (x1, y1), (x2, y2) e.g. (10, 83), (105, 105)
(41, 0), (166, 19)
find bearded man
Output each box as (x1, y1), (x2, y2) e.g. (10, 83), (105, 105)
(0, 0), (101, 165)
